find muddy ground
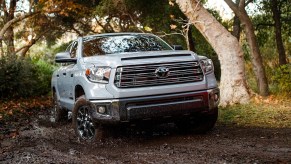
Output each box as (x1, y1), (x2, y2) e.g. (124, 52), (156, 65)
(0, 109), (290, 164)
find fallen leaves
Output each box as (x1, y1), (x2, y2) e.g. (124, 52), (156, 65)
(253, 95), (281, 105)
(0, 95), (51, 140)
(0, 96), (51, 116)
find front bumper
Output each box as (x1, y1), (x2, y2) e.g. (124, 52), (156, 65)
(89, 88), (219, 124)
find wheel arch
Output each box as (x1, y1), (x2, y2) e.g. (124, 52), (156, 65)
(52, 86), (59, 99)
(52, 86), (56, 93)
(75, 85), (85, 101)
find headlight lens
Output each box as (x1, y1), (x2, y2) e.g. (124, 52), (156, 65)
(200, 59), (214, 74)
(85, 67), (111, 83)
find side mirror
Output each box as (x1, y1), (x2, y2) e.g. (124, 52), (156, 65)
(55, 52), (77, 63)
(172, 45), (183, 50)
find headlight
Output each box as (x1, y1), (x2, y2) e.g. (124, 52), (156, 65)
(85, 67), (111, 83)
(200, 59), (214, 74)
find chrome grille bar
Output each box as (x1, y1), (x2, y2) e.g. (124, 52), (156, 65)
(114, 61), (203, 88)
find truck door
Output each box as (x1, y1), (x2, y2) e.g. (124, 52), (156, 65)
(62, 41), (78, 109)
(58, 41), (78, 110)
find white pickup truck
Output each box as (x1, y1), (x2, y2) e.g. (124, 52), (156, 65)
(51, 33), (219, 141)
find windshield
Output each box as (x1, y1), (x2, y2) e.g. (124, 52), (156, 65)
(82, 34), (172, 57)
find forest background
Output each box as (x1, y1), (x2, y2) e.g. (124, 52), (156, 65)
(0, 0), (290, 128)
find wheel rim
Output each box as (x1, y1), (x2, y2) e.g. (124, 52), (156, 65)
(76, 105), (95, 140)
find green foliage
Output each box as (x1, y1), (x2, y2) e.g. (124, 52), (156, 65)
(32, 59), (55, 95)
(270, 64), (291, 96)
(0, 57), (54, 99)
(126, 0), (182, 32)
(245, 63), (258, 93)
(245, 1), (290, 96)
(27, 41), (70, 63)
(52, 42), (70, 54)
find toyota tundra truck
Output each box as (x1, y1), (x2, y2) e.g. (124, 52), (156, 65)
(51, 33), (219, 141)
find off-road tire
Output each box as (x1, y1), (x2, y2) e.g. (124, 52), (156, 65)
(72, 95), (106, 142)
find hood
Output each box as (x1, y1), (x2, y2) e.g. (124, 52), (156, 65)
(82, 50), (199, 68)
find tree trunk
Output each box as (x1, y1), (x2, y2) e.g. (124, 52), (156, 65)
(231, 0), (241, 40)
(3, 0), (16, 55)
(242, 11), (269, 96)
(232, 16), (241, 40)
(0, 39), (3, 57)
(187, 25), (196, 51)
(18, 40), (35, 58)
(271, 0), (287, 65)
(0, 0), (39, 57)
(4, 27), (15, 54)
(17, 27), (50, 57)
(176, 0), (250, 106)
(224, 0), (269, 96)
(0, 12), (39, 41)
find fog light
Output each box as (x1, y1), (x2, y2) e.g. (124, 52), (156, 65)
(97, 106), (106, 114)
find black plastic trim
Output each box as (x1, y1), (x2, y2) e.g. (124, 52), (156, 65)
(121, 54), (191, 60)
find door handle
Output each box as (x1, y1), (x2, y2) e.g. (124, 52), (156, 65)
(63, 72), (66, 76)
(71, 74), (74, 77)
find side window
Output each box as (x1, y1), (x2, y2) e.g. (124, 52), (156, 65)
(70, 41), (78, 58)
(61, 41), (77, 66)
(66, 43), (72, 52)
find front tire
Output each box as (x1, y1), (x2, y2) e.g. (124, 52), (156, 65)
(72, 96), (105, 141)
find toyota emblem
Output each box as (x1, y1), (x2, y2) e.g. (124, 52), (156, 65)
(155, 67), (170, 78)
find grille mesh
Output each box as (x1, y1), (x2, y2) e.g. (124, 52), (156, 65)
(114, 61), (203, 88)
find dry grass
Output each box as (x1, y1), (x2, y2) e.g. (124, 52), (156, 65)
(219, 95), (291, 128)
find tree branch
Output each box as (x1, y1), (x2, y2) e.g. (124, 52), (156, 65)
(94, 17), (107, 32)
(0, 12), (40, 39)
(105, 16), (115, 32)
(71, 26), (83, 36)
(16, 29), (50, 57)
(28, 0), (34, 14)
(224, 0), (241, 16)
(15, 43), (32, 53)
(127, 13), (144, 33)
(239, 0), (245, 8)
(156, 31), (184, 38)
(3, 0), (8, 16)
(78, 20), (97, 34)
(0, 0), (3, 10)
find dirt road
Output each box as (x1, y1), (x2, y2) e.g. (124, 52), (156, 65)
(0, 109), (290, 163)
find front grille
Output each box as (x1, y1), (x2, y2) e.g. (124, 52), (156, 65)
(114, 61), (204, 88)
